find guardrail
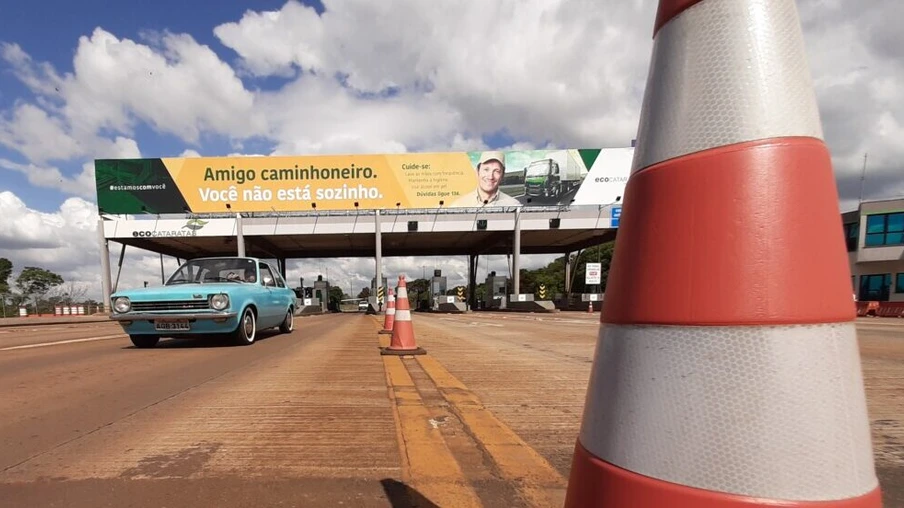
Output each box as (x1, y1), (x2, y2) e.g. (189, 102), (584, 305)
(856, 301), (904, 318)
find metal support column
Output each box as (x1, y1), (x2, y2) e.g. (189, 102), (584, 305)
(97, 218), (113, 313)
(113, 243), (127, 292)
(375, 209), (383, 312)
(468, 254), (478, 311)
(236, 212), (246, 257)
(159, 253), (165, 284)
(513, 207), (521, 296)
(564, 250), (572, 295)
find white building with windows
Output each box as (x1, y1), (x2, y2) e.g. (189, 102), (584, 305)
(842, 197), (904, 302)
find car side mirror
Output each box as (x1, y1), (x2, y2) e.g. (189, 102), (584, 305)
(263, 275), (273, 286)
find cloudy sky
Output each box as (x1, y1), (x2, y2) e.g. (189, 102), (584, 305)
(0, 0), (901, 300)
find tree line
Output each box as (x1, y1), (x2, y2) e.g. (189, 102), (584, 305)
(0, 258), (93, 316)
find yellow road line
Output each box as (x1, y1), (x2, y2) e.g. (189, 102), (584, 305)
(416, 354), (567, 508)
(382, 355), (482, 507)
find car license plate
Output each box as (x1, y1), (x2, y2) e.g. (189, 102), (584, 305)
(155, 320), (190, 331)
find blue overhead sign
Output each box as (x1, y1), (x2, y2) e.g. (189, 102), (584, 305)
(611, 205), (621, 228)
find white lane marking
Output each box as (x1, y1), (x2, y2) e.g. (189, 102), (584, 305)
(0, 334), (128, 351)
(440, 315), (596, 326)
(438, 317), (503, 327)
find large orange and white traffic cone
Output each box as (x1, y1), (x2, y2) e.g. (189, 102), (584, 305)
(378, 288), (396, 335)
(563, 0), (882, 507)
(381, 276), (425, 356)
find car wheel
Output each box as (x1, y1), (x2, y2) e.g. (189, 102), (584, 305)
(279, 309), (294, 333)
(232, 307), (256, 345)
(130, 335), (159, 349)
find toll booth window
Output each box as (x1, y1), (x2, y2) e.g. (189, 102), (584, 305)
(859, 273), (891, 301)
(843, 222), (859, 252)
(896, 274), (904, 294)
(865, 212), (904, 247)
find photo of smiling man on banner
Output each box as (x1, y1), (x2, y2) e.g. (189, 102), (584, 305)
(449, 151), (522, 208)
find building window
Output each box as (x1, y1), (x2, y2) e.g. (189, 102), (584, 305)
(897, 274), (904, 294)
(865, 212), (904, 247)
(843, 222), (859, 251)
(859, 274), (891, 301)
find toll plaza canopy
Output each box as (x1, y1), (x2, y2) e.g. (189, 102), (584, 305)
(95, 147), (632, 260)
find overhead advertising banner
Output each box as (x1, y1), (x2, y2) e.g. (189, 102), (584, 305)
(95, 148), (633, 214)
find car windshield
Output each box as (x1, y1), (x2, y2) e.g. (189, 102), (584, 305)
(166, 258), (258, 285)
(525, 161), (551, 177)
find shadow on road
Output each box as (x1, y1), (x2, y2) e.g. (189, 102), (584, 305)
(380, 479), (441, 508)
(120, 329), (285, 350)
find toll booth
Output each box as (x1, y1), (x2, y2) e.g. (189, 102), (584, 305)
(312, 275), (331, 313)
(484, 271), (509, 309)
(429, 269), (447, 309)
(292, 277), (324, 315)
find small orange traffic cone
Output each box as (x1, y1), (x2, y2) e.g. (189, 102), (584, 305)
(381, 275), (425, 356)
(378, 288), (395, 335)
(587, 301), (593, 313)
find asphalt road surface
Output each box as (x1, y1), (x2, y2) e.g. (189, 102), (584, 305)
(0, 315), (411, 507)
(0, 313), (901, 507)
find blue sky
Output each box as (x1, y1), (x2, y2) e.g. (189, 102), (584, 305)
(0, 0), (321, 212)
(1, 1), (320, 68)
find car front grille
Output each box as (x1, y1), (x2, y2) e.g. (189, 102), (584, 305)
(130, 300), (211, 312)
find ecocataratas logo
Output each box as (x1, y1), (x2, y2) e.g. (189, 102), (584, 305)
(133, 218), (209, 238)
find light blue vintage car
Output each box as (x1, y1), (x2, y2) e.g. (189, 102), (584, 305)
(109, 256), (297, 348)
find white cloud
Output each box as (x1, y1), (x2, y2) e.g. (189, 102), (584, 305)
(212, 2), (324, 78)
(214, 0), (650, 150)
(0, 43), (65, 98)
(0, 136), (140, 199)
(0, 191), (103, 292)
(797, 0), (904, 209)
(179, 149), (202, 158)
(0, 191), (185, 300)
(1, 28), (265, 156)
(0, 158), (91, 198)
(0, 103), (83, 163)
(61, 28), (265, 143)
(258, 75), (476, 155)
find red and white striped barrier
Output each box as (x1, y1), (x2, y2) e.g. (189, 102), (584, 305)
(563, 0), (881, 506)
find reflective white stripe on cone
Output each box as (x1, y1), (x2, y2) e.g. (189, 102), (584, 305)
(380, 289), (396, 334)
(563, 0), (882, 506)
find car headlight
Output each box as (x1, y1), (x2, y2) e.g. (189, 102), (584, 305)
(113, 297), (131, 313)
(210, 293), (229, 310)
